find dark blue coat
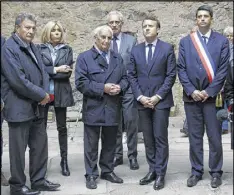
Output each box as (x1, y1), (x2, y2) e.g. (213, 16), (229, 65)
(177, 31), (230, 102)
(75, 47), (129, 126)
(127, 39), (176, 109)
(37, 44), (74, 107)
(1, 33), (49, 122)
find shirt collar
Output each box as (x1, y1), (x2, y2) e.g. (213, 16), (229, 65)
(145, 38), (158, 47)
(45, 42), (66, 51)
(114, 32), (122, 40)
(94, 44), (109, 55)
(15, 33), (30, 47)
(197, 29), (211, 39)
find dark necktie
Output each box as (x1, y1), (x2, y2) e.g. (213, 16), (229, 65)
(202, 36), (207, 44)
(112, 36), (118, 53)
(101, 51), (107, 62)
(147, 44), (153, 65)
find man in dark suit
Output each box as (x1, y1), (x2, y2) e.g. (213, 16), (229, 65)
(1, 13), (60, 195)
(1, 35), (9, 186)
(127, 15), (176, 190)
(107, 10), (139, 170)
(75, 25), (129, 190)
(177, 5), (230, 188)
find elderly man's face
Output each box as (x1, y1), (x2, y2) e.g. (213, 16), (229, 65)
(95, 28), (112, 52)
(108, 14), (123, 36)
(16, 19), (36, 43)
(226, 33), (233, 43)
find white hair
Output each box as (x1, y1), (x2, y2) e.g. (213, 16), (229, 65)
(106, 10), (124, 23)
(93, 25), (113, 39)
(223, 26), (233, 36)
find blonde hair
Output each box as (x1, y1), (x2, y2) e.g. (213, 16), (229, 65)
(223, 26), (233, 37)
(93, 25), (113, 39)
(41, 21), (66, 44)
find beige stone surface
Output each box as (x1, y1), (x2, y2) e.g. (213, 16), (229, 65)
(1, 1), (233, 116)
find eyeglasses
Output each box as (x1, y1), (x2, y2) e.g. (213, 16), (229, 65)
(108, 21), (121, 26)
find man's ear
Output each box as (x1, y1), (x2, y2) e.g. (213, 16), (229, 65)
(15, 25), (20, 33)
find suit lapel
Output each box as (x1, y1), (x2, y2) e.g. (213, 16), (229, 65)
(206, 30), (216, 52)
(105, 51), (118, 81)
(119, 33), (126, 54)
(147, 40), (161, 74)
(140, 43), (147, 69)
(29, 43), (43, 73)
(54, 47), (67, 66)
(91, 47), (108, 69)
(40, 46), (53, 65)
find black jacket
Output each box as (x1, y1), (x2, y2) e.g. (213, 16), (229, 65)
(38, 44), (74, 107)
(1, 33), (49, 122)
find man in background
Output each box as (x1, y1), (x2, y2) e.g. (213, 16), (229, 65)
(107, 11), (139, 170)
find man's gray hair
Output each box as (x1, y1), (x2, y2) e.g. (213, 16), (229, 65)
(107, 10), (124, 23)
(14, 12), (37, 32)
(93, 25), (113, 39)
(223, 26), (233, 37)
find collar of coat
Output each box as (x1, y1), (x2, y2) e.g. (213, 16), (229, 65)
(91, 46), (118, 60)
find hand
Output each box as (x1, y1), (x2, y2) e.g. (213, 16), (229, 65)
(55, 65), (72, 73)
(109, 84), (121, 96)
(140, 96), (154, 108)
(200, 90), (209, 102)
(149, 95), (160, 107)
(39, 93), (50, 105)
(191, 90), (205, 101)
(104, 83), (115, 94)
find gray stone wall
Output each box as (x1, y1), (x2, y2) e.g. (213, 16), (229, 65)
(1, 1), (233, 116)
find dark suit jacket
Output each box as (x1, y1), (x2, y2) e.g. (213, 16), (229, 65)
(1, 33), (49, 122)
(177, 31), (230, 102)
(127, 39), (176, 109)
(38, 44), (74, 107)
(75, 47), (129, 126)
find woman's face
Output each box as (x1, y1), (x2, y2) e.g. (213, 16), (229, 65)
(50, 24), (62, 44)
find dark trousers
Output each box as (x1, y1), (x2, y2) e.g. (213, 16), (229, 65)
(8, 118), (48, 189)
(44, 106), (68, 158)
(138, 107), (170, 176)
(184, 102), (223, 177)
(84, 124), (118, 178)
(115, 91), (138, 160)
(183, 118), (188, 130)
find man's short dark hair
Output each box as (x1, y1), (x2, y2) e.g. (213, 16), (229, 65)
(196, 5), (213, 18)
(142, 15), (161, 29)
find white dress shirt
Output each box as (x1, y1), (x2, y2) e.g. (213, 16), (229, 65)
(197, 29), (211, 44)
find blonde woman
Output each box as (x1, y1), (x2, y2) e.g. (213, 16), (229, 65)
(38, 21), (74, 176)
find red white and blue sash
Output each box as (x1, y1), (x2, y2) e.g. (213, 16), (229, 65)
(190, 31), (216, 83)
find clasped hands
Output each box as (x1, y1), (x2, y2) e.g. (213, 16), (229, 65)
(55, 65), (72, 73)
(104, 83), (121, 96)
(39, 93), (50, 106)
(140, 95), (160, 109)
(191, 90), (209, 102)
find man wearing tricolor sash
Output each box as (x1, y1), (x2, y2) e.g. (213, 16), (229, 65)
(177, 5), (230, 188)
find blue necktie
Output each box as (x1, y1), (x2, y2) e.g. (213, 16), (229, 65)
(112, 36), (118, 53)
(202, 36), (207, 44)
(147, 44), (153, 65)
(101, 52), (107, 62)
